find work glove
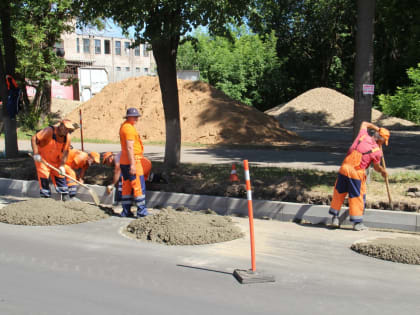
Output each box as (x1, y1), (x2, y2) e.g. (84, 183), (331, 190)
(33, 154), (42, 162)
(106, 185), (114, 195)
(59, 166), (66, 176)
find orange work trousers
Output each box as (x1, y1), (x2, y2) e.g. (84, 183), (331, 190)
(329, 163), (366, 223)
(35, 161), (68, 197)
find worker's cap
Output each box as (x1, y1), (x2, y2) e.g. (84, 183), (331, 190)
(102, 152), (113, 164)
(379, 128), (390, 146)
(89, 151), (100, 164)
(55, 119), (75, 131)
(124, 108), (141, 118)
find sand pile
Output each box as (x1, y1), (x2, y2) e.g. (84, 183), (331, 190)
(125, 207), (244, 245)
(0, 198), (110, 225)
(351, 237), (420, 265)
(266, 87), (417, 129)
(65, 76), (298, 145)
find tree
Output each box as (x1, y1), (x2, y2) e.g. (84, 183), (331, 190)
(248, 0), (356, 103)
(177, 28), (284, 111)
(353, 0), (375, 137)
(75, 0), (252, 168)
(379, 63), (420, 124)
(0, 0), (19, 158)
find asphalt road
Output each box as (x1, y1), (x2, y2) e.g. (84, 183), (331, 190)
(2, 129), (420, 173)
(1, 197), (420, 315)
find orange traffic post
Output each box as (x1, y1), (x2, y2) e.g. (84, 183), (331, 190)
(79, 109), (84, 151)
(233, 160), (275, 284)
(244, 160), (256, 271)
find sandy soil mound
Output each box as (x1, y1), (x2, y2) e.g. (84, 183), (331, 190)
(65, 76), (298, 145)
(0, 198), (110, 225)
(351, 237), (420, 265)
(266, 87), (417, 129)
(125, 207), (244, 245)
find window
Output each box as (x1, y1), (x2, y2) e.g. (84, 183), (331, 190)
(116, 66), (121, 71)
(104, 40), (110, 54)
(124, 42), (130, 55)
(135, 67), (140, 72)
(115, 41), (121, 55)
(125, 67), (130, 72)
(134, 46), (140, 56)
(143, 44), (150, 57)
(83, 38), (90, 53)
(144, 67), (149, 73)
(76, 38), (80, 53)
(95, 39), (101, 54)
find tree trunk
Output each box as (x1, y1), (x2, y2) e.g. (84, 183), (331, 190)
(0, 1), (19, 157)
(152, 37), (181, 169)
(353, 0), (375, 138)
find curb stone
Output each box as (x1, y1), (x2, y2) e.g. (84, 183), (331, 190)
(1, 178), (419, 232)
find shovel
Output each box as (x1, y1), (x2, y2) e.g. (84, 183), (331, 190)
(381, 151), (392, 209)
(29, 153), (100, 205)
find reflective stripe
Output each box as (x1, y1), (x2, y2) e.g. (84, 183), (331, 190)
(121, 200), (133, 205)
(55, 186), (69, 193)
(40, 189), (51, 197)
(247, 190), (252, 201)
(350, 215), (363, 223)
(329, 208), (339, 216)
(245, 170), (250, 181)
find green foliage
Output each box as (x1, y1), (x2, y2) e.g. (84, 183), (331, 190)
(177, 28), (284, 110)
(379, 64), (420, 124)
(248, 0), (356, 102)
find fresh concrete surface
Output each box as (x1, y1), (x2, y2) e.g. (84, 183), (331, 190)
(0, 196), (420, 315)
(2, 178), (419, 232)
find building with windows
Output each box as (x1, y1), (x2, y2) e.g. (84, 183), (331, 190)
(60, 29), (156, 101)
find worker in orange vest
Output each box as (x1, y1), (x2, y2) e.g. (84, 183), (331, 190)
(102, 151), (167, 202)
(329, 121), (390, 231)
(64, 149), (100, 198)
(31, 119), (74, 200)
(119, 108), (148, 217)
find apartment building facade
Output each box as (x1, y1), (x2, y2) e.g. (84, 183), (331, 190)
(60, 30), (156, 101)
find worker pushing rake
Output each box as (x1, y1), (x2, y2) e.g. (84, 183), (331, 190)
(329, 121), (391, 231)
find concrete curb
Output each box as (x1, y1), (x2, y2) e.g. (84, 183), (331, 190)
(1, 178), (419, 232)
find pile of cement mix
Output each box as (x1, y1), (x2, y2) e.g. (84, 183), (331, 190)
(351, 237), (420, 265)
(125, 207), (244, 245)
(65, 76), (298, 145)
(0, 198), (110, 226)
(266, 87), (417, 129)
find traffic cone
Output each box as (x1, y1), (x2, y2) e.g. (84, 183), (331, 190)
(230, 163), (240, 183)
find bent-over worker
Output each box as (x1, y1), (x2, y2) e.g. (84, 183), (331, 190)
(31, 119), (74, 200)
(65, 149), (100, 198)
(119, 108), (148, 217)
(329, 121), (390, 231)
(102, 151), (167, 200)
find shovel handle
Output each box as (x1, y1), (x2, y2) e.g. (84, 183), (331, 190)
(28, 153), (89, 190)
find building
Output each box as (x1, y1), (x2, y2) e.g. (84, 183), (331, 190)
(60, 28), (156, 101)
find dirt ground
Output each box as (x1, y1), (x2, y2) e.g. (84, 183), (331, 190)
(0, 198), (110, 225)
(266, 87), (417, 129)
(351, 237), (420, 265)
(65, 76), (298, 145)
(124, 207), (244, 245)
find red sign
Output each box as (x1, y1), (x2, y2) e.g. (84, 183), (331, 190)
(363, 84), (375, 95)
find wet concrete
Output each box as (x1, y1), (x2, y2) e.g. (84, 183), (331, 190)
(351, 237), (420, 265)
(125, 207), (244, 245)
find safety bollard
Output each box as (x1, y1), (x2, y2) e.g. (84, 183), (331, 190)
(233, 160), (275, 284)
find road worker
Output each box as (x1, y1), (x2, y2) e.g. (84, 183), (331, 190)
(65, 149), (100, 198)
(119, 108), (148, 217)
(102, 151), (167, 202)
(31, 119), (74, 200)
(329, 121), (390, 231)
